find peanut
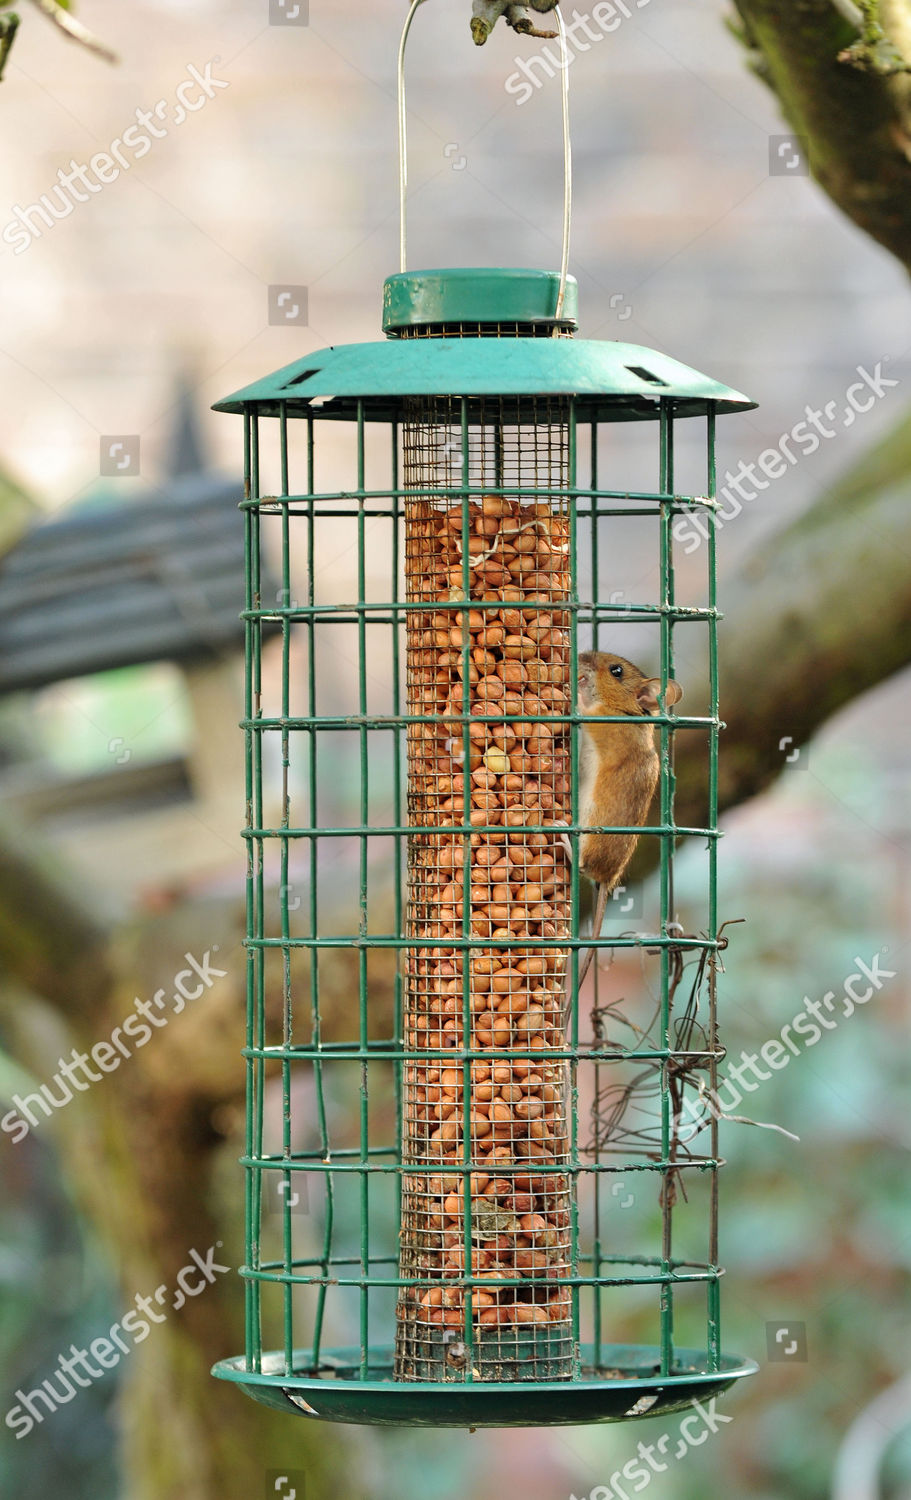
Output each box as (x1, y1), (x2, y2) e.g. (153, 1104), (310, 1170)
(398, 494), (573, 1370)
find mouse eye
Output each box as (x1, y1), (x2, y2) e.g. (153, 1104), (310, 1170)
(609, 663), (623, 679)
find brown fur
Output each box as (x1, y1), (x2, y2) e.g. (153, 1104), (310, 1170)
(572, 650), (682, 989)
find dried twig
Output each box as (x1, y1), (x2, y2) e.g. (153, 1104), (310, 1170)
(0, 0), (118, 78)
(31, 0), (117, 61)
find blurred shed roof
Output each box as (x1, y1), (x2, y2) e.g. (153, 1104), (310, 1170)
(0, 388), (260, 696)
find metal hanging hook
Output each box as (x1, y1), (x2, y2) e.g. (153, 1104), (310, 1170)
(397, 0), (573, 324)
(398, 0), (430, 276)
(553, 6), (572, 324)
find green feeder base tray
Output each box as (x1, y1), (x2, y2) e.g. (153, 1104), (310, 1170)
(212, 1345), (758, 1427)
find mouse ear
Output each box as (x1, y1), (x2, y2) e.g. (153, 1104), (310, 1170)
(577, 655), (597, 708)
(636, 679), (683, 714)
(636, 678), (661, 715)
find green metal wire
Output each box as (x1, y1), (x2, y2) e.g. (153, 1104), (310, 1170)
(658, 398), (676, 1377)
(306, 407), (335, 1371)
(706, 406), (722, 1375)
(588, 416), (603, 1373)
(242, 411), (257, 1374)
(568, 399), (582, 1376)
(250, 410), (266, 1369)
(390, 419), (405, 1298)
(235, 381), (730, 1402)
(279, 401), (294, 1374)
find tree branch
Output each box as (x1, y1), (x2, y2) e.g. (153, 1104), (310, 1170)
(28, 0), (117, 64)
(830, 0), (863, 27)
(0, 808), (112, 1021)
(671, 405), (911, 830)
(731, 0), (911, 271)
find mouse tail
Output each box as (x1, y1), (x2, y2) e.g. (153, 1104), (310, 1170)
(567, 882), (609, 1000)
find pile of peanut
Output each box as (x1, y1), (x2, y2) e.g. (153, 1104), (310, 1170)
(395, 495), (574, 1373)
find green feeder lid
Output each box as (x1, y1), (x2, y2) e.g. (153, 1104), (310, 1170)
(383, 267), (578, 333)
(214, 266), (756, 421)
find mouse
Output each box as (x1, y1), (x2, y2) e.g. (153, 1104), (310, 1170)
(571, 651), (683, 992)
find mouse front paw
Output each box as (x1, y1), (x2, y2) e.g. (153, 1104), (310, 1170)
(552, 819), (574, 866)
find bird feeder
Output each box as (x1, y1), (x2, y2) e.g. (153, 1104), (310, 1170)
(209, 262), (761, 1426)
(212, 3), (759, 1428)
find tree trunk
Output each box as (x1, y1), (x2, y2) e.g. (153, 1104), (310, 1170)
(730, 0), (911, 272)
(1, 888), (355, 1500)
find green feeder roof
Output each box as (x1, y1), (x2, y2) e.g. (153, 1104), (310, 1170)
(214, 339), (755, 422)
(214, 268), (756, 422)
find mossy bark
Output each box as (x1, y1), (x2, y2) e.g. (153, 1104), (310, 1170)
(731, 0), (911, 270)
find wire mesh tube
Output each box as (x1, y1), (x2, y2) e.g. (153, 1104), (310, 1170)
(395, 396), (575, 1382)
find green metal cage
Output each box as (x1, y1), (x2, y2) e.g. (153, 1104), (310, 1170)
(211, 267), (759, 1426)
